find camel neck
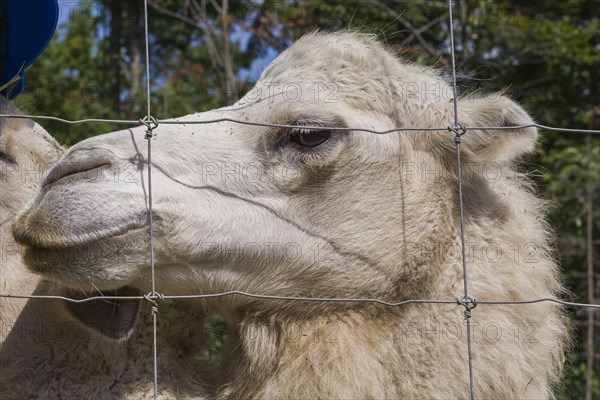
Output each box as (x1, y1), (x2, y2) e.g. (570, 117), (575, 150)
(217, 311), (402, 399)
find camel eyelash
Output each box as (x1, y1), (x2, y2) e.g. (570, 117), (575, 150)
(272, 129), (348, 169)
(278, 116), (347, 146)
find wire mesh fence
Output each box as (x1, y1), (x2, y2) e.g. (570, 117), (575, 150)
(0, 1), (599, 399)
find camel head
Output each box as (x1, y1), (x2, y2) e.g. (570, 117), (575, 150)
(0, 96), (63, 334)
(1, 96), (63, 277)
(13, 32), (539, 318)
(0, 97), (63, 220)
(0, 98), (146, 341)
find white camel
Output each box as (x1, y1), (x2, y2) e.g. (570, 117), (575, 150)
(0, 97), (212, 399)
(0, 96), (63, 340)
(13, 32), (567, 399)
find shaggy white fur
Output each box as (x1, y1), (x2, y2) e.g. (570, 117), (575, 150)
(13, 32), (567, 399)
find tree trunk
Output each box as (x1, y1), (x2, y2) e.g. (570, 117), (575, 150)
(123, 2), (144, 115)
(108, 0), (122, 108)
(221, 0), (237, 105)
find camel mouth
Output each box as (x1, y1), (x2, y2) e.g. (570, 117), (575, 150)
(13, 217), (148, 250)
(12, 198), (150, 252)
(21, 226), (143, 266)
(20, 227), (150, 291)
(13, 223), (147, 254)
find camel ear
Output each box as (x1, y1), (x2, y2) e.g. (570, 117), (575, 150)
(457, 95), (538, 162)
(65, 287), (141, 340)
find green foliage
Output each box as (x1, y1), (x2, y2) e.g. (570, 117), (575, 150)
(558, 356), (600, 399)
(202, 313), (230, 362)
(13, 10), (119, 144)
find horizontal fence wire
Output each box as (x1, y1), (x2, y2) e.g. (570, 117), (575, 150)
(1, 113), (599, 135)
(0, 292), (598, 308)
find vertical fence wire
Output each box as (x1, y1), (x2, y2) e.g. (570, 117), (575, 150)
(446, 1), (476, 399)
(142, 0), (159, 398)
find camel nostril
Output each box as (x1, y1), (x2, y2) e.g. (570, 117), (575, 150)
(43, 151), (117, 187)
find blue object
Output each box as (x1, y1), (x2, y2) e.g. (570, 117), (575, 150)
(0, 0), (59, 98)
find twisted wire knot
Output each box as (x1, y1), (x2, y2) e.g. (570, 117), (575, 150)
(448, 123), (467, 140)
(143, 292), (164, 315)
(458, 295), (478, 319)
(140, 115), (159, 138)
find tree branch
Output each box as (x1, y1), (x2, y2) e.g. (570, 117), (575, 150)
(367, 0), (439, 57)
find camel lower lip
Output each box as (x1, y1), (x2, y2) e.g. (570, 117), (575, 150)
(22, 226), (145, 270)
(13, 211), (149, 250)
(21, 227), (150, 291)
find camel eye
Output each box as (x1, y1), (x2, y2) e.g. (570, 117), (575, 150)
(0, 148), (15, 164)
(289, 128), (331, 148)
